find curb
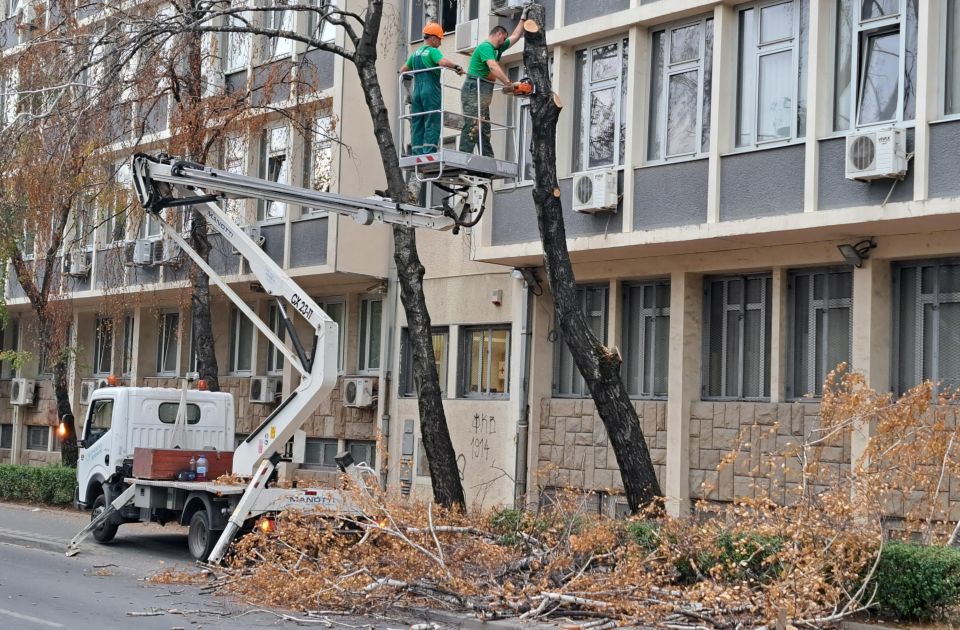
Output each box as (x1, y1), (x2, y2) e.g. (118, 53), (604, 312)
(0, 527), (67, 555)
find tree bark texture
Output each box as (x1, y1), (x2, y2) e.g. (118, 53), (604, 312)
(521, 4), (662, 512)
(353, 0), (466, 511)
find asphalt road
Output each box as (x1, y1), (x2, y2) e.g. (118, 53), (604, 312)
(0, 501), (434, 630)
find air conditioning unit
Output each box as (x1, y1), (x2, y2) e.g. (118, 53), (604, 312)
(342, 376), (376, 408)
(126, 239), (154, 266)
(151, 238), (180, 265)
(231, 225), (265, 255)
(10, 378), (35, 406)
(571, 169), (618, 213)
(79, 379), (98, 405)
(250, 376), (281, 404)
(490, 0), (526, 17)
(845, 126), (908, 181)
(455, 19), (479, 53)
(66, 250), (90, 277)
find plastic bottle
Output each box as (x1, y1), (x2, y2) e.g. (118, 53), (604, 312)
(189, 455), (197, 473)
(196, 453), (208, 481)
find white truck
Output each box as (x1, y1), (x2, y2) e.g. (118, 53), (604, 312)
(68, 153), (468, 563)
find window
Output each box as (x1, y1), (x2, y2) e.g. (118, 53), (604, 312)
(623, 281), (671, 398)
(347, 440), (376, 468)
(400, 327), (449, 397)
(704, 275), (772, 400)
(84, 399), (113, 448)
(267, 304), (285, 375)
(304, 437), (338, 469)
(408, 0), (463, 41)
(648, 17), (714, 161)
(947, 0), (960, 115)
(303, 115), (334, 216)
(230, 307), (254, 374)
(0, 424), (12, 449)
(224, 1), (251, 72)
(221, 134), (247, 223)
(833, 0), (918, 130)
(307, 0), (338, 43)
(269, 0), (294, 58)
(2, 318), (19, 379)
(156, 311), (179, 375)
(158, 402), (201, 424)
(893, 260), (960, 395)
(26, 425), (48, 451)
(786, 268), (852, 399)
(460, 325), (510, 397)
(736, 0), (808, 147)
(94, 317), (113, 376)
(317, 298), (345, 370)
(358, 297), (382, 372)
(73, 208), (96, 251)
(505, 62), (551, 181)
(554, 286), (608, 397)
(573, 38), (629, 171)
(258, 126), (289, 221)
(121, 315), (134, 376)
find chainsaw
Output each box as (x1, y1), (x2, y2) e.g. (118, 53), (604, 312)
(511, 78), (535, 97)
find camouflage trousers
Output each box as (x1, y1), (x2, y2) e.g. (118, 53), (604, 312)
(459, 77), (495, 158)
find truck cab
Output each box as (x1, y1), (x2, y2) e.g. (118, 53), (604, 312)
(76, 387), (234, 509)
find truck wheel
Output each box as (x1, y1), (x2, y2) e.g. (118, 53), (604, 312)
(91, 495), (118, 543)
(187, 510), (221, 561)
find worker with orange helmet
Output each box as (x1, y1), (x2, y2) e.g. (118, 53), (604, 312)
(400, 22), (464, 155)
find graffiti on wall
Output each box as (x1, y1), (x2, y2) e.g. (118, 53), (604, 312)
(470, 412), (496, 461)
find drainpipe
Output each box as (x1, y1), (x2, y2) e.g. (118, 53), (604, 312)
(514, 279), (534, 508)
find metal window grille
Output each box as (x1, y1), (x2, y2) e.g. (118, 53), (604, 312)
(94, 317), (113, 376)
(786, 268), (853, 399)
(459, 325), (511, 397)
(400, 327), (449, 398)
(623, 280), (671, 398)
(703, 274), (772, 400)
(347, 440), (377, 468)
(26, 425), (48, 451)
(304, 438), (339, 469)
(553, 285), (609, 397)
(0, 424), (12, 449)
(893, 260), (960, 396)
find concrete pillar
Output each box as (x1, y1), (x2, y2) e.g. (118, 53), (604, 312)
(706, 4), (736, 223)
(665, 271), (702, 517)
(802, 0), (831, 212)
(850, 259), (891, 467)
(769, 268), (788, 402)
(913, 0), (937, 201)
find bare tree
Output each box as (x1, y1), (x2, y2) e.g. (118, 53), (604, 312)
(521, 4), (662, 512)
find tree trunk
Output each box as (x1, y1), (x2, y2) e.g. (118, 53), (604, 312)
(353, 1), (466, 510)
(521, 4), (662, 512)
(53, 355), (77, 466)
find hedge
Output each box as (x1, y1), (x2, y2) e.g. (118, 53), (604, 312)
(872, 541), (960, 621)
(0, 464), (77, 505)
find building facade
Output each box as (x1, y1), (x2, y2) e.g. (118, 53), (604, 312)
(3, 0), (960, 519)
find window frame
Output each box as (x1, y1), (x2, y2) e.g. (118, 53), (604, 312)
(267, 303), (285, 375)
(553, 285), (609, 398)
(785, 267), (853, 400)
(944, 0), (960, 117)
(0, 423), (11, 449)
(257, 124), (290, 223)
(572, 36), (630, 172)
(347, 440), (377, 468)
(734, 0), (805, 149)
(458, 324), (511, 398)
(26, 425), (49, 451)
(702, 274), (773, 401)
(316, 297), (345, 372)
(399, 326), (450, 398)
(156, 311), (179, 376)
(223, 1), (251, 73)
(646, 15), (714, 163)
(622, 279), (671, 400)
(358, 296), (382, 373)
(303, 437), (339, 469)
(302, 114), (335, 216)
(2, 318), (19, 380)
(229, 306), (255, 375)
(93, 316), (113, 377)
(268, 0), (294, 59)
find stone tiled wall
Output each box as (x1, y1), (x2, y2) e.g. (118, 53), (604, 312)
(21, 380), (61, 466)
(688, 401), (850, 504)
(537, 398), (666, 492)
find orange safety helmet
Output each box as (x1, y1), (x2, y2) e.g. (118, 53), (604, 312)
(422, 22), (444, 40)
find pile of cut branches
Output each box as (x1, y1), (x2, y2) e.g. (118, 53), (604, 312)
(215, 371), (960, 627)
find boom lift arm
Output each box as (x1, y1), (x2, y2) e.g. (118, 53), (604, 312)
(128, 154), (452, 564)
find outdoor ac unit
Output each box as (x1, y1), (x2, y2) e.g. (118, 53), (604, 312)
(342, 376), (376, 408)
(10, 378), (35, 406)
(66, 250), (90, 278)
(127, 239), (154, 266)
(250, 376), (281, 404)
(232, 225), (265, 255)
(151, 238), (180, 265)
(571, 169), (618, 213)
(845, 126), (908, 181)
(490, 0), (526, 17)
(79, 379), (98, 405)
(455, 19), (479, 53)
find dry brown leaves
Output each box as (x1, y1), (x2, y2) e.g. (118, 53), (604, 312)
(214, 371), (960, 628)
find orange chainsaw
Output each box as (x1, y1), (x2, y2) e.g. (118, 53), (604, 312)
(511, 78), (535, 96)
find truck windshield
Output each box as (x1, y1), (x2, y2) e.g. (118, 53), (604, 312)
(84, 399), (113, 448)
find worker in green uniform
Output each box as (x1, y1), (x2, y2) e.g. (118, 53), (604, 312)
(400, 22), (464, 155)
(459, 16), (526, 158)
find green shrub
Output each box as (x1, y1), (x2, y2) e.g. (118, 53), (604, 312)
(626, 520), (660, 552)
(0, 464), (76, 505)
(872, 542), (960, 621)
(673, 531), (784, 585)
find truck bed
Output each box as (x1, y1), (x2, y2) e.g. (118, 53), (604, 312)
(124, 477), (247, 495)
